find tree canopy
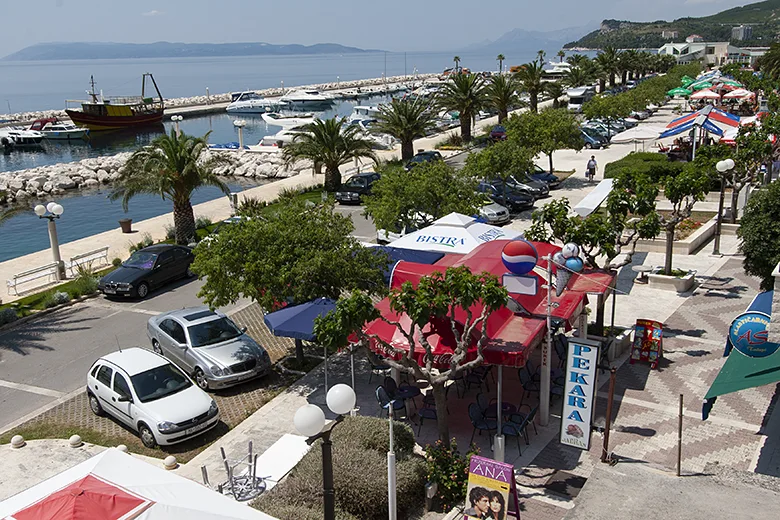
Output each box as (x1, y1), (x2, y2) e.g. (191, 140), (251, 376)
(506, 108), (583, 173)
(739, 180), (780, 291)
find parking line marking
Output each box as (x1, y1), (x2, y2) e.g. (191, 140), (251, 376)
(0, 379), (65, 398)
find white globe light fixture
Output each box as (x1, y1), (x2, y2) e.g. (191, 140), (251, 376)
(34, 201), (65, 280)
(293, 404), (326, 437)
(46, 201), (57, 213)
(52, 204), (64, 216)
(724, 158), (735, 170)
(34, 204), (46, 217)
(326, 384), (356, 416)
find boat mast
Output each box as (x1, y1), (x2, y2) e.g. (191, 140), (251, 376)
(88, 75), (98, 103)
(144, 72), (164, 106)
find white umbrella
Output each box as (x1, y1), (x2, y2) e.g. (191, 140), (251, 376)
(389, 212), (521, 254)
(723, 88), (754, 99)
(690, 89), (721, 100)
(610, 125), (666, 144)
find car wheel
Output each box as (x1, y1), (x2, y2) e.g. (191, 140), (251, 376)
(152, 339), (163, 356)
(584, 142), (593, 149)
(186, 265), (195, 278)
(88, 392), (104, 416)
(136, 282), (149, 299)
(139, 423), (157, 448)
(194, 368), (210, 391)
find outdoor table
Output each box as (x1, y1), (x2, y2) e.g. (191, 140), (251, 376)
(632, 265), (653, 284)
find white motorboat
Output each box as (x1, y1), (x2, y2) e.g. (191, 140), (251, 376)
(258, 128), (307, 147)
(279, 89), (333, 109)
(226, 91), (287, 114)
(262, 112), (316, 129)
(28, 118), (89, 140)
(348, 105), (383, 123)
(349, 119), (396, 150)
(0, 128), (44, 146)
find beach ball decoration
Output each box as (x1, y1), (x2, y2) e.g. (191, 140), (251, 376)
(502, 239), (538, 275)
(553, 242), (584, 297)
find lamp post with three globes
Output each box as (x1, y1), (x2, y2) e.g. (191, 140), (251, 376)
(33, 202), (65, 280)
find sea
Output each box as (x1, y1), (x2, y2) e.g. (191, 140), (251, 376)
(0, 49), (546, 261)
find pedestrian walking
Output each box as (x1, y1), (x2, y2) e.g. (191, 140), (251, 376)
(586, 155), (598, 182)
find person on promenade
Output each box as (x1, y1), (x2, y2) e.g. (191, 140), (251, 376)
(586, 155), (597, 182)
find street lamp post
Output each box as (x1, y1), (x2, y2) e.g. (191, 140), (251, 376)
(34, 202), (65, 281)
(233, 119), (247, 150)
(171, 115), (183, 136)
(293, 384), (356, 520)
(713, 158), (735, 256)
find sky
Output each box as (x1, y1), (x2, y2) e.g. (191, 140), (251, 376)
(0, 0), (759, 57)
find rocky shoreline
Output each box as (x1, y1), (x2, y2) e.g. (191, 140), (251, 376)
(0, 73), (438, 124)
(0, 150), (308, 205)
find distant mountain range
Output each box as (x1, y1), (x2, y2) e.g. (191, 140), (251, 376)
(1, 41), (379, 61)
(565, 0), (780, 49)
(463, 22), (600, 54)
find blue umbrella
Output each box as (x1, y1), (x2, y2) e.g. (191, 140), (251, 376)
(263, 297), (337, 342)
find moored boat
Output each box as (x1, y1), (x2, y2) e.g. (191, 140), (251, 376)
(261, 112), (316, 129)
(28, 118), (89, 140)
(0, 128), (44, 146)
(65, 74), (164, 131)
(279, 89), (333, 109)
(226, 92), (288, 114)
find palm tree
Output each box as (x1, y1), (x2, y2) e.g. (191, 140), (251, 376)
(437, 73), (486, 142)
(496, 54), (506, 74)
(564, 66), (591, 88)
(453, 56), (461, 74)
(567, 54), (590, 68)
(486, 74), (520, 123)
(514, 60), (545, 112)
(283, 118), (377, 192)
(110, 130), (229, 245)
(373, 98), (437, 161)
(0, 206), (22, 227)
(557, 50), (566, 62)
(544, 82), (566, 109)
(595, 46), (620, 87)
(620, 49), (638, 82)
(537, 50), (546, 65)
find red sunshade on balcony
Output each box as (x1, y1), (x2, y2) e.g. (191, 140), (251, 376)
(10, 474), (151, 520)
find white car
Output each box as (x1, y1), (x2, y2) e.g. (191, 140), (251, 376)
(86, 348), (219, 448)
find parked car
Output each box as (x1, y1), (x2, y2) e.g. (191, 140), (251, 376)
(525, 165), (561, 188)
(477, 180), (535, 212)
(200, 216), (251, 244)
(405, 150), (443, 171)
(505, 174), (550, 198)
(581, 130), (604, 150)
(477, 201), (511, 225)
(87, 348), (219, 448)
(147, 307), (272, 390)
(489, 125), (507, 142)
(334, 172), (381, 204)
(98, 244), (195, 299)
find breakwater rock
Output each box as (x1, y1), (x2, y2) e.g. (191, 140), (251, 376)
(0, 150), (308, 205)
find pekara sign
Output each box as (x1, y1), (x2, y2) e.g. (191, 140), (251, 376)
(464, 455), (519, 520)
(728, 311), (779, 358)
(560, 338), (600, 450)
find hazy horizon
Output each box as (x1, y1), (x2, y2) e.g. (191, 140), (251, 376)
(0, 0), (758, 57)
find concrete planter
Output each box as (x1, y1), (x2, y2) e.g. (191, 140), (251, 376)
(647, 269), (696, 293)
(636, 217), (717, 255)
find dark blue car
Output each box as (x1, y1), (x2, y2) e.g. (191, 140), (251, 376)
(526, 165), (561, 189)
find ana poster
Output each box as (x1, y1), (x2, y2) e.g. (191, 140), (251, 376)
(560, 338), (600, 450)
(464, 456), (517, 520)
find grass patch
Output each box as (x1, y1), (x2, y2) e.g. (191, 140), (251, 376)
(554, 169), (577, 182)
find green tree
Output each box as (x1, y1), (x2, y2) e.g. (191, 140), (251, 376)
(738, 180), (780, 290)
(314, 267), (508, 444)
(373, 98), (437, 161)
(496, 54), (505, 73)
(557, 50), (566, 62)
(564, 66), (591, 88)
(757, 42), (780, 81)
(364, 162), (483, 234)
(543, 81), (566, 110)
(0, 206), (22, 226)
(485, 74), (521, 123)
(566, 54), (591, 68)
(463, 140), (535, 207)
(192, 198), (387, 362)
(514, 60), (545, 113)
(582, 94), (633, 135)
(453, 55), (461, 73)
(282, 117), (378, 192)
(596, 46), (620, 87)
(110, 130), (229, 245)
(507, 108), (583, 174)
(436, 73), (486, 142)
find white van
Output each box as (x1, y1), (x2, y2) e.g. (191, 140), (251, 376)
(567, 86), (596, 113)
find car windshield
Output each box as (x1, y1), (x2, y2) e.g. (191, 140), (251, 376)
(131, 363), (191, 403)
(123, 251), (157, 269)
(343, 177), (367, 189)
(188, 317), (243, 347)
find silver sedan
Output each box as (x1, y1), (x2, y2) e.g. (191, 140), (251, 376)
(147, 307), (272, 391)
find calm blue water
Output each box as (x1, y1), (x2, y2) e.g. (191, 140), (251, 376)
(0, 49), (551, 262)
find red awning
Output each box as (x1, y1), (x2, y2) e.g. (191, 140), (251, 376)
(10, 474), (151, 520)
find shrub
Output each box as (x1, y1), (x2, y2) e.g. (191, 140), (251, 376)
(278, 186), (303, 201)
(194, 216), (213, 229)
(436, 133), (464, 149)
(604, 152), (683, 180)
(237, 197), (268, 217)
(164, 224), (176, 241)
(0, 308), (18, 326)
(70, 270), (99, 298)
(255, 416), (426, 519)
(112, 257), (122, 267)
(425, 439), (480, 511)
(43, 291), (70, 309)
(128, 232), (154, 253)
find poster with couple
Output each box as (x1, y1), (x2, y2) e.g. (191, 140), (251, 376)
(463, 456), (519, 519)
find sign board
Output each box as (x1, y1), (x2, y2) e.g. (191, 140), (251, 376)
(464, 456), (519, 520)
(502, 274), (538, 296)
(560, 338), (600, 450)
(728, 311), (778, 358)
(630, 319), (663, 368)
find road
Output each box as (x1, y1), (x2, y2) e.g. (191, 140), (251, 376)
(0, 204), (376, 432)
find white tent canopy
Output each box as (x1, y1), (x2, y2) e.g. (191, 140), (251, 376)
(389, 212), (521, 254)
(0, 448), (278, 520)
(610, 125), (666, 144)
(573, 179), (614, 217)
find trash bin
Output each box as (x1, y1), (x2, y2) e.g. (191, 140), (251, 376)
(119, 218), (133, 233)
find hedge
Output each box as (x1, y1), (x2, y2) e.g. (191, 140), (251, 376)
(254, 416), (426, 520)
(604, 152), (683, 180)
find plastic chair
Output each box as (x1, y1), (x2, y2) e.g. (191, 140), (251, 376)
(517, 368), (540, 407)
(511, 404), (539, 437)
(468, 403), (497, 448)
(375, 386), (405, 419)
(503, 413), (532, 452)
(368, 358), (390, 384)
(385, 376), (420, 410)
(417, 402), (437, 435)
(525, 359), (541, 383)
(465, 366), (491, 393)
(476, 392), (517, 420)
(554, 334), (568, 368)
